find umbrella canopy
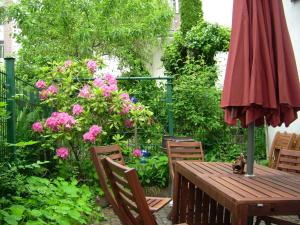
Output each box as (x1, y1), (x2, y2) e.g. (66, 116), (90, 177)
(221, 0), (300, 128)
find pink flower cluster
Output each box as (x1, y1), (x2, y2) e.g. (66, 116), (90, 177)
(132, 149), (142, 157)
(64, 59), (72, 68)
(32, 121), (43, 133)
(120, 92), (132, 115)
(78, 85), (93, 99)
(39, 84), (58, 100)
(83, 125), (102, 143)
(35, 80), (46, 89)
(124, 119), (133, 128)
(93, 74), (118, 98)
(105, 73), (117, 86)
(72, 104), (83, 116)
(87, 60), (97, 74)
(120, 93), (130, 101)
(45, 112), (76, 132)
(56, 147), (69, 159)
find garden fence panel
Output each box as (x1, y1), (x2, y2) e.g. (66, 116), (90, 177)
(0, 58), (41, 162)
(0, 66), (7, 160)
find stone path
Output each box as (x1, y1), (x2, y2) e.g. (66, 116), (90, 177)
(99, 186), (300, 225)
(101, 205), (300, 225)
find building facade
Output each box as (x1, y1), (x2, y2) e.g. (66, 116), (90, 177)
(267, 0), (300, 149)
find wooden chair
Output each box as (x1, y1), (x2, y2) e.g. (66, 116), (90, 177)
(90, 145), (178, 225)
(101, 157), (186, 225)
(166, 141), (204, 181)
(256, 149), (300, 225)
(90, 145), (126, 222)
(291, 134), (300, 151)
(268, 132), (296, 168)
(276, 149), (300, 174)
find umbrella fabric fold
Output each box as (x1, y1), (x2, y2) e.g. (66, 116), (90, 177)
(221, 0), (300, 128)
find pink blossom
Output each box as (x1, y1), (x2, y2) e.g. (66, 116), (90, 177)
(47, 85), (58, 95)
(39, 90), (49, 100)
(124, 119), (133, 128)
(87, 60), (97, 73)
(120, 93), (130, 101)
(35, 80), (46, 89)
(72, 104), (83, 116)
(83, 125), (102, 143)
(56, 147), (69, 159)
(104, 73), (117, 85)
(64, 59), (72, 68)
(101, 85), (113, 98)
(93, 78), (104, 88)
(45, 112), (76, 132)
(32, 121), (43, 133)
(121, 105), (131, 115)
(78, 85), (92, 99)
(89, 125), (102, 136)
(132, 149), (142, 157)
(101, 84), (118, 98)
(83, 132), (96, 143)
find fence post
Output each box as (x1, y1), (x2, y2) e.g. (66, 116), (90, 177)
(166, 78), (174, 136)
(5, 57), (16, 160)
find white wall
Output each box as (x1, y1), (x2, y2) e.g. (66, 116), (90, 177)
(0, 25), (3, 41)
(267, 1), (300, 148)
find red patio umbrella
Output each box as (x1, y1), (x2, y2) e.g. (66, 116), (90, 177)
(221, 0), (300, 175)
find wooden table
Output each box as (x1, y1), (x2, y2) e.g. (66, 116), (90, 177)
(172, 162), (300, 225)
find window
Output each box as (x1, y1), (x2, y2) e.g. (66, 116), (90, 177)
(0, 41), (4, 58)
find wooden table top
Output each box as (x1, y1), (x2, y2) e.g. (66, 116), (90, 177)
(175, 161), (300, 204)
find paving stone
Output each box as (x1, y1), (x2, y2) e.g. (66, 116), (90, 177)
(101, 205), (300, 225)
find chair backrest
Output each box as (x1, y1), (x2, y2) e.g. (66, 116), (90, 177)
(276, 149), (300, 174)
(291, 134), (300, 151)
(268, 132), (296, 168)
(90, 145), (126, 224)
(101, 157), (157, 225)
(167, 140), (204, 181)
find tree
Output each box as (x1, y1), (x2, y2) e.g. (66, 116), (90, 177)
(7, 0), (173, 79)
(180, 0), (203, 35)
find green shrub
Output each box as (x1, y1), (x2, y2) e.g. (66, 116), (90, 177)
(0, 176), (103, 225)
(163, 21), (230, 76)
(128, 155), (169, 188)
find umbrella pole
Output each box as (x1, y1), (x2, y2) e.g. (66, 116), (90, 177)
(246, 122), (255, 176)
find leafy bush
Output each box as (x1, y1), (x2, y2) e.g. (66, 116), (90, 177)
(31, 59), (154, 180)
(0, 176), (103, 225)
(163, 21), (230, 76)
(128, 155), (169, 188)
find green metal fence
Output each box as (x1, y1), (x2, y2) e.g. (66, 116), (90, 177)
(0, 58), (41, 162)
(0, 64), (7, 160)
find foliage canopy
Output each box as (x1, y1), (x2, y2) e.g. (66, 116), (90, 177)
(7, 0), (173, 78)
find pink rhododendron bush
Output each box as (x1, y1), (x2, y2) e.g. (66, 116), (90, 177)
(32, 59), (153, 178)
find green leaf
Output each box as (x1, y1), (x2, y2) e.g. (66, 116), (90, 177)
(9, 205), (25, 217)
